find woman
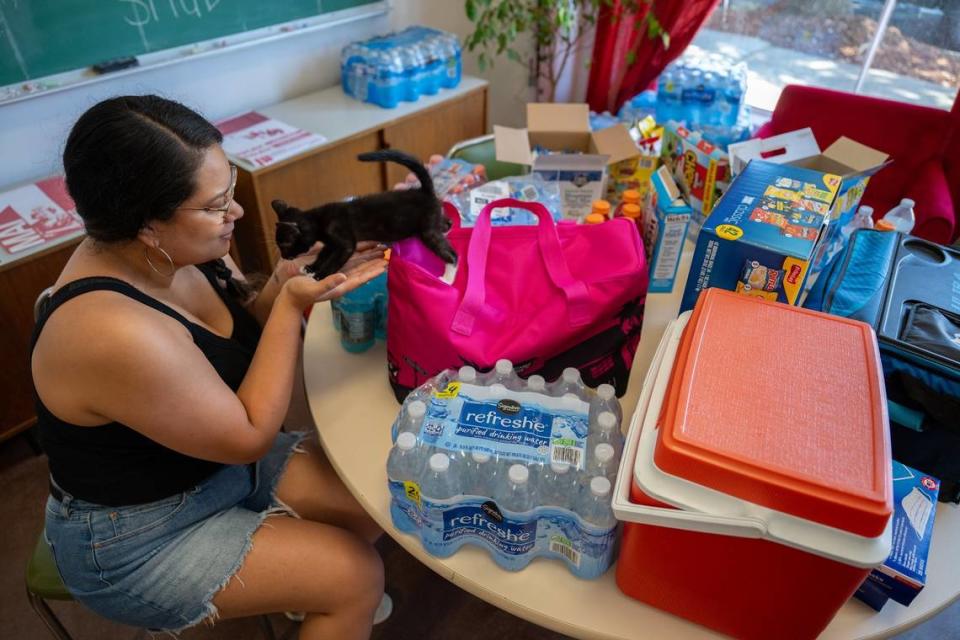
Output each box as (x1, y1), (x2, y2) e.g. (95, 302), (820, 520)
(32, 95), (388, 639)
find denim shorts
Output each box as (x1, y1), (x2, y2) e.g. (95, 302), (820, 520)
(43, 431), (308, 633)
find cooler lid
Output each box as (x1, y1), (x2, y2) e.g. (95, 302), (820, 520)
(655, 288), (892, 538)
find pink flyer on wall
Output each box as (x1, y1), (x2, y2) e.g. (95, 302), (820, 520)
(217, 111), (327, 169)
(0, 177), (82, 257)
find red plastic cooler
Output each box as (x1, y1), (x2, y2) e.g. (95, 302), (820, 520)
(612, 289), (892, 640)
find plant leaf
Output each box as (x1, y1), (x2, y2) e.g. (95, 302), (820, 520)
(466, 0), (477, 22)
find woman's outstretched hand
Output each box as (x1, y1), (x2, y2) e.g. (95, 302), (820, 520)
(279, 242), (387, 312)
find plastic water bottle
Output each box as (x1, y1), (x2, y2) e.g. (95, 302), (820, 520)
(526, 374), (547, 393)
(420, 452), (462, 501)
(539, 461), (579, 509)
(387, 432), (428, 533)
(487, 359), (521, 390)
(580, 443), (619, 490)
(457, 365), (478, 384)
(881, 198), (915, 234)
(587, 412), (624, 457)
(339, 285), (376, 353)
(551, 367), (587, 399)
(575, 476), (617, 529)
(494, 464), (536, 513)
(589, 384), (622, 426)
(398, 400), (427, 437)
(463, 450), (495, 496)
(388, 433), (427, 485)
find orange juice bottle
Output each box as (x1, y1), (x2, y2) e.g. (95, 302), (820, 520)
(615, 189), (642, 218)
(585, 213), (606, 225)
(622, 203), (642, 230)
(590, 199), (612, 220)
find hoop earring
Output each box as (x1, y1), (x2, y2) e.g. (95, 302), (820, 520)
(144, 243), (176, 277)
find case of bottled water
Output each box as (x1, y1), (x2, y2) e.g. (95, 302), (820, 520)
(385, 363), (623, 578)
(341, 26), (462, 109)
(655, 53), (749, 144)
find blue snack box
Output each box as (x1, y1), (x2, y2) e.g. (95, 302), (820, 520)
(680, 159), (840, 312)
(854, 461), (939, 610)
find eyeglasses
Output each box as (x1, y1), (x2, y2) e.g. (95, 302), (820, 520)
(179, 164), (238, 218)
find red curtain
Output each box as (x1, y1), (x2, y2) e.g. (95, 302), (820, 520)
(586, 0), (721, 114)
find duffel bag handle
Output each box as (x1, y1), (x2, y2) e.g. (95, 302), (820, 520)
(451, 198), (591, 336)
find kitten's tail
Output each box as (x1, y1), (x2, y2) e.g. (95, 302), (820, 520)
(357, 150), (434, 197)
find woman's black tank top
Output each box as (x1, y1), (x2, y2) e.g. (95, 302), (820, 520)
(31, 262), (263, 506)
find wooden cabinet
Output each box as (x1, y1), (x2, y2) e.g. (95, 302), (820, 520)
(233, 133), (384, 272)
(0, 241), (79, 442)
(232, 79), (488, 274)
(382, 91), (487, 188)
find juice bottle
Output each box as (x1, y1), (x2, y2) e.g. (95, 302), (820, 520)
(614, 189), (641, 218)
(622, 203), (642, 230)
(584, 213), (606, 225)
(590, 200), (611, 220)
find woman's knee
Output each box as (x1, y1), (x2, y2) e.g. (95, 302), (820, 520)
(325, 529), (383, 613)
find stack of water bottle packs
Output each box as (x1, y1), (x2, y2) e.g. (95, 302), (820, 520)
(386, 361), (624, 578)
(656, 53), (751, 147)
(341, 26), (462, 108)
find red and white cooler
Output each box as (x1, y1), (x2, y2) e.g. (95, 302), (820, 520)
(613, 288), (893, 640)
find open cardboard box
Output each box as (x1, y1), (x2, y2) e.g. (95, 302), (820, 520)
(729, 128), (891, 220)
(494, 103), (638, 219)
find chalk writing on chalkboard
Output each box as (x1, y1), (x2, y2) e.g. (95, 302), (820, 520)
(0, 1), (384, 102)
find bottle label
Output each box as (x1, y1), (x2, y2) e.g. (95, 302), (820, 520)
(340, 308), (375, 345)
(420, 384), (588, 470)
(442, 504), (538, 555)
(390, 491), (616, 576)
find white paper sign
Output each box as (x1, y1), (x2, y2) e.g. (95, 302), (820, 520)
(217, 112), (327, 169)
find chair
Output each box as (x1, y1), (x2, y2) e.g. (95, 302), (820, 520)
(447, 133), (527, 181)
(26, 534), (279, 640)
(26, 287), (279, 640)
(755, 84), (959, 244)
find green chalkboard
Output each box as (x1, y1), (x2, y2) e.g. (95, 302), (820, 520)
(0, 0), (380, 87)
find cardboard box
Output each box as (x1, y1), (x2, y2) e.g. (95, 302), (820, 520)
(729, 129), (890, 293)
(728, 128), (890, 221)
(495, 103), (638, 219)
(679, 159), (840, 312)
(606, 117), (662, 204)
(854, 461), (939, 611)
(642, 166), (692, 293)
(660, 122), (731, 228)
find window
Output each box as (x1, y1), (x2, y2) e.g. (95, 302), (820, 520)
(692, 0), (957, 112)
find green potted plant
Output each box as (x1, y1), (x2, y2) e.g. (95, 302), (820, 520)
(464, 0), (666, 102)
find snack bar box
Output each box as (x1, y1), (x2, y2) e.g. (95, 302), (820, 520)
(612, 288), (893, 640)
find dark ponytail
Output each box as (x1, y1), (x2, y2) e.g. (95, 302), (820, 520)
(64, 96), (254, 299)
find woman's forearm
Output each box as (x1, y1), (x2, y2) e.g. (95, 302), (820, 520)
(236, 288), (303, 444)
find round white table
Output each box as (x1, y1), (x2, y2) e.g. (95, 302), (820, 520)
(302, 241), (960, 639)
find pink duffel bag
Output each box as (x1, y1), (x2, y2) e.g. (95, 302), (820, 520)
(386, 198), (648, 402)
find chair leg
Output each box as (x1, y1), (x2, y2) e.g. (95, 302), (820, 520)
(25, 590), (74, 640)
(259, 614), (277, 640)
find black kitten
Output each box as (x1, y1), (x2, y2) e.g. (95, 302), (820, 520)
(272, 150), (456, 279)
